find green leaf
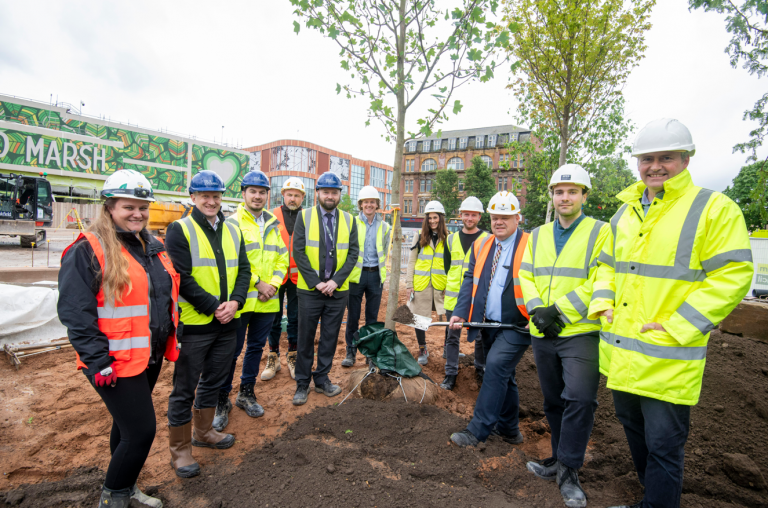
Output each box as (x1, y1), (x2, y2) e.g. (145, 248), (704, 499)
(336, 83), (341, 95)
(293, 20), (300, 34)
(329, 25), (340, 39)
(453, 100), (463, 114)
(345, 429), (353, 434)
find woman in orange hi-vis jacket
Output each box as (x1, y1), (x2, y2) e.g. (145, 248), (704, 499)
(58, 170), (179, 508)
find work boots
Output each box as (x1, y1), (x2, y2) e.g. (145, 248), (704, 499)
(475, 367), (484, 386)
(286, 351), (297, 379)
(168, 422), (200, 478)
(131, 483), (163, 508)
(212, 391), (232, 432)
(417, 346), (429, 365)
(235, 383), (264, 418)
(440, 374), (457, 391)
(261, 352), (281, 380)
(341, 347), (356, 367)
(557, 461), (587, 508)
(191, 408), (236, 450)
(99, 486), (131, 508)
(526, 456), (558, 481)
(450, 429), (480, 448)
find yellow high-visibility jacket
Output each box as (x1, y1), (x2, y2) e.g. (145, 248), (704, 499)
(588, 169), (753, 405)
(296, 206), (355, 292)
(227, 205), (289, 314)
(176, 216), (242, 326)
(413, 233), (447, 292)
(350, 214), (391, 284)
(444, 231), (489, 312)
(519, 216), (610, 337)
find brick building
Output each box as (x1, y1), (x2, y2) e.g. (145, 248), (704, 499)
(244, 140), (393, 210)
(399, 125), (531, 227)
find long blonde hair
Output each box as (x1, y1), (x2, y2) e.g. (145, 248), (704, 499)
(88, 198), (131, 304)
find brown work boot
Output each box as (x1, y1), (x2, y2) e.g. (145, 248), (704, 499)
(261, 352), (281, 380)
(191, 407), (235, 449)
(168, 422), (200, 478)
(286, 351), (297, 380)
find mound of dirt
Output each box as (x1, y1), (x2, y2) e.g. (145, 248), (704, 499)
(391, 304), (415, 325)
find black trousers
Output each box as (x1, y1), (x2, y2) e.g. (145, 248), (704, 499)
(296, 291), (348, 387)
(345, 269), (383, 351)
(167, 328), (237, 426)
(269, 279), (298, 353)
(89, 361), (163, 491)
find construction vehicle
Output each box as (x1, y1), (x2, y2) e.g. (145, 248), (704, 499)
(0, 172), (53, 248)
(148, 201), (191, 237)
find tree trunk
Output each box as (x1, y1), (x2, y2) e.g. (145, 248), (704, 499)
(547, 131), (569, 224)
(385, 0), (408, 331)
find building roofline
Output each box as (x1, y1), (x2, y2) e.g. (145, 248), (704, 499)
(405, 124), (530, 142)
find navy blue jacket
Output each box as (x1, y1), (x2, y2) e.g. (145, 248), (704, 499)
(452, 230), (531, 345)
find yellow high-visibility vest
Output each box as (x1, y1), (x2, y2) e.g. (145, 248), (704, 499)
(444, 231), (488, 311)
(350, 214), (391, 284)
(227, 205), (289, 314)
(176, 216), (242, 326)
(296, 206), (354, 292)
(588, 170), (753, 405)
(413, 232), (447, 292)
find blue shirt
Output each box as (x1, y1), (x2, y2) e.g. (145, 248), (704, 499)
(553, 213), (585, 256)
(641, 188), (664, 216)
(359, 212), (381, 267)
(484, 229), (518, 322)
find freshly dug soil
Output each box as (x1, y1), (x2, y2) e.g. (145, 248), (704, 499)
(391, 304), (415, 326)
(360, 372), (401, 400)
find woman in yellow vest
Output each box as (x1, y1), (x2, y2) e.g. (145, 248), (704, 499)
(58, 171), (178, 508)
(406, 200), (448, 365)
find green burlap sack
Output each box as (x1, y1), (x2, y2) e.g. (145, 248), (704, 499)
(353, 322), (422, 378)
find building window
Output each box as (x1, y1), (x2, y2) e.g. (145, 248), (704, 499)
(510, 132), (519, 143)
(488, 134), (497, 147)
(512, 158), (518, 168)
(270, 175), (315, 209)
(498, 177), (508, 191)
(447, 157), (464, 170)
(421, 141), (430, 152)
(459, 137), (468, 149)
(405, 159), (414, 172)
(386, 193), (391, 207)
(420, 179), (426, 193)
(449, 138), (457, 150)
(421, 158), (436, 172)
(432, 139), (441, 151)
(386, 170), (393, 191)
(270, 146), (317, 173)
(419, 199), (426, 214)
(458, 179), (464, 192)
(370, 166), (386, 188)
(475, 135), (484, 149)
(378, 191), (386, 204)
(425, 178), (432, 192)
(408, 140), (417, 152)
(351, 164), (365, 204)
(480, 155), (493, 168)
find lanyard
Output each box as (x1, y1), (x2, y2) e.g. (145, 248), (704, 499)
(321, 211), (335, 250)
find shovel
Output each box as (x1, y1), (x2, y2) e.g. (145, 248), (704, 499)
(396, 312), (528, 333)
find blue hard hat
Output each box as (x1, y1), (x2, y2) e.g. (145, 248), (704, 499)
(241, 170), (270, 191)
(189, 170), (226, 194)
(316, 172), (342, 190)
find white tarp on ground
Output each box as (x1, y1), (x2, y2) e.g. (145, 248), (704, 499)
(0, 283), (68, 347)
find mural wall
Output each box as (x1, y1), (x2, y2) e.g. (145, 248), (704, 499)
(0, 98), (249, 199)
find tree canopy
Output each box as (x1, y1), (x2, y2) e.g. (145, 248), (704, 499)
(723, 161), (768, 230)
(431, 169), (461, 218)
(463, 156), (497, 230)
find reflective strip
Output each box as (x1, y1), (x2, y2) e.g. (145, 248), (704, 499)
(700, 249), (753, 275)
(263, 244), (280, 253)
(600, 331), (707, 361)
(445, 290), (460, 297)
(433, 252), (444, 259)
(577, 317), (600, 325)
(598, 251), (614, 268)
(274, 271), (285, 280)
(583, 221), (605, 272)
(472, 276), (480, 285)
(178, 295), (187, 303)
(246, 242), (261, 252)
(247, 291), (260, 299)
(519, 262), (533, 272)
(278, 245), (288, 255)
(354, 261), (363, 268)
(565, 290), (588, 319)
(591, 289), (615, 301)
(531, 227), (539, 267)
(611, 204), (628, 256)
(589, 258), (598, 269)
(515, 297), (525, 307)
(270, 293), (279, 300)
(290, 267), (298, 274)
(533, 266), (587, 278)
(226, 259), (238, 268)
(615, 262), (706, 282)
(450, 260), (463, 266)
(337, 242), (349, 249)
(418, 253), (433, 261)
(182, 217), (217, 268)
(225, 222), (241, 257)
(108, 336), (150, 352)
(98, 304), (148, 319)
(304, 208), (313, 249)
(676, 301), (715, 335)
(430, 269), (444, 275)
(526, 297), (544, 312)
(228, 218), (240, 226)
(307, 240), (321, 247)
(415, 270), (431, 276)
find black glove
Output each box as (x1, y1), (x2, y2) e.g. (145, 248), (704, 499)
(531, 305), (564, 339)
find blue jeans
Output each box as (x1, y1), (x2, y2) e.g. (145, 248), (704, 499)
(532, 333), (600, 469)
(466, 328), (529, 441)
(345, 269), (383, 351)
(613, 390), (691, 508)
(221, 311), (276, 393)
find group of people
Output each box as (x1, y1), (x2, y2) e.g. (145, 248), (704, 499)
(57, 117), (754, 508)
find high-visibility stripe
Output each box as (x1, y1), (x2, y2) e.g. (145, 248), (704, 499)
(246, 242), (260, 252)
(700, 249), (753, 275)
(263, 244), (280, 252)
(611, 203), (628, 256)
(98, 304), (148, 319)
(450, 260), (463, 266)
(600, 331), (707, 361)
(526, 297), (544, 312)
(337, 243), (349, 249)
(591, 289), (615, 301)
(226, 259), (238, 268)
(307, 240), (320, 247)
(433, 252), (444, 259)
(598, 251), (614, 268)
(274, 271), (285, 280)
(109, 336), (150, 352)
(415, 270), (431, 276)
(565, 290), (588, 319)
(675, 301), (716, 335)
(290, 267), (298, 274)
(615, 262), (706, 282)
(577, 317), (600, 324)
(519, 262), (533, 272)
(418, 253), (433, 261)
(531, 227), (539, 267)
(445, 290), (460, 297)
(533, 266), (588, 278)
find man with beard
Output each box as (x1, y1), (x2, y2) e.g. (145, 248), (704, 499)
(263, 177), (306, 381)
(291, 172), (359, 405)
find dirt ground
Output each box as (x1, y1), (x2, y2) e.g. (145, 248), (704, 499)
(0, 228), (79, 268)
(1, 287), (768, 507)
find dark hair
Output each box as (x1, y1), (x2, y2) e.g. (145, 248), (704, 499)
(419, 213), (448, 248)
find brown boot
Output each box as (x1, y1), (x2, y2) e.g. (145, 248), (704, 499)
(168, 422), (200, 478)
(191, 407), (236, 449)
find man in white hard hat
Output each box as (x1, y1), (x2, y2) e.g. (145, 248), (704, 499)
(518, 164), (611, 508)
(440, 196), (489, 390)
(448, 191), (531, 448)
(587, 119), (753, 508)
(265, 177), (306, 381)
(343, 185), (391, 367)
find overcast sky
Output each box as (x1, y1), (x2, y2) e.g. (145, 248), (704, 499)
(1, 0), (765, 191)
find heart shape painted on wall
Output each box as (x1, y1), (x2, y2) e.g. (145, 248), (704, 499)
(203, 153), (240, 187)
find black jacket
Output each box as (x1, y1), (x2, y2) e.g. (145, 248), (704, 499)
(58, 229), (174, 376)
(165, 207), (251, 336)
(280, 205), (301, 236)
(293, 205), (359, 298)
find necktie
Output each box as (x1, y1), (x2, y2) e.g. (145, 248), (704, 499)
(324, 212), (334, 280)
(483, 242), (502, 321)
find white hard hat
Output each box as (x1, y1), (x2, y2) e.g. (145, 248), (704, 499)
(459, 196), (484, 213)
(549, 164), (592, 190)
(487, 191), (520, 215)
(101, 169), (155, 202)
(424, 200), (446, 215)
(281, 177), (306, 194)
(632, 118), (695, 157)
(357, 185), (380, 204)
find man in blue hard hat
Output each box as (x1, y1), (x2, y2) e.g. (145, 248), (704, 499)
(212, 170), (289, 431)
(165, 170), (251, 478)
(291, 172), (359, 405)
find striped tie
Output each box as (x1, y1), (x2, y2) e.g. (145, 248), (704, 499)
(483, 242), (502, 321)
